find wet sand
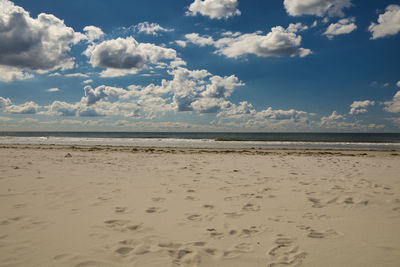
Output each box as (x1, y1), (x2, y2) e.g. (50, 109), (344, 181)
(0, 145), (399, 266)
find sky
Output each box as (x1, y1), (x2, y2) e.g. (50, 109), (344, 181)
(0, 0), (399, 132)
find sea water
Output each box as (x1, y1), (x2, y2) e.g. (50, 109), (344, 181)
(0, 132), (399, 151)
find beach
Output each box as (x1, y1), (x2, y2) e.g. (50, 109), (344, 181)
(0, 145), (399, 267)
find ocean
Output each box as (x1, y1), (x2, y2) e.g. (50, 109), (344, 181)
(0, 132), (400, 151)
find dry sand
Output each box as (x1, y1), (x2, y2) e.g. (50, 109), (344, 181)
(0, 145), (399, 267)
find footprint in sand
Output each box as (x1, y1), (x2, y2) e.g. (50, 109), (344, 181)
(145, 207), (166, 213)
(307, 229), (338, 239)
(117, 239), (151, 256)
(185, 195), (197, 201)
(242, 203), (261, 212)
(267, 235), (307, 267)
(152, 197), (166, 203)
(114, 207), (127, 213)
(239, 225), (268, 238)
(187, 214), (202, 222)
(307, 197), (324, 208)
(104, 220), (145, 232)
(296, 225), (339, 239)
(206, 224), (267, 239)
(223, 243), (253, 259)
(115, 247), (134, 255)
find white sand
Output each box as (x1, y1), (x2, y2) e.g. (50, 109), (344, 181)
(0, 145), (399, 267)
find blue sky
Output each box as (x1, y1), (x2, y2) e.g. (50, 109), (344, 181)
(0, 0), (399, 132)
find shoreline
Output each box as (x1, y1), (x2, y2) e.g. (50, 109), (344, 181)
(1, 144), (399, 155)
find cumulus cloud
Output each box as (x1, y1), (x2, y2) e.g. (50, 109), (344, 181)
(255, 107), (308, 121)
(185, 24), (311, 59)
(0, 96), (39, 114)
(161, 67), (243, 112)
(83, 37), (179, 77)
(284, 0), (352, 17)
(320, 111), (344, 127)
(7, 101), (39, 114)
(369, 5), (400, 39)
(83, 26), (105, 42)
(397, 81), (400, 88)
(349, 100), (375, 115)
(215, 24), (311, 58)
(186, 0), (241, 20)
(46, 101), (79, 116)
(216, 101), (255, 119)
(324, 17), (357, 39)
(83, 85), (128, 105)
(384, 91), (400, 113)
(0, 0), (85, 72)
(185, 33), (215, 47)
(0, 66), (33, 82)
(134, 22), (173, 35)
(0, 96), (11, 111)
(201, 75), (243, 98)
(190, 98), (231, 113)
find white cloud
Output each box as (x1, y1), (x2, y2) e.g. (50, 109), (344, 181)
(369, 5), (400, 39)
(0, 96), (12, 111)
(47, 88), (59, 92)
(0, 66), (33, 82)
(190, 98), (231, 113)
(184, 24), (311, 59)
(324, 17), (357, 39)
(201, 75), (243, 98)
(46, 101), (79, 116)
(84, 37), (179, 77)
(83, 85), (128, 105)
(185, 33), (215, 47)
(284, 0), (352, 17)
(349, 100), (375, 115)
(6, 101), (39, 114)
(397, 81), (400, 88)
(134, 22), (173, 35)
(320, 111), (344, 127)
(186, 0), (241, 20)
(221, 31), (242, 37)
(216, 101), (255, 119)
(64, 73), (89, 78)
(384, 91), (400, 113)
(213, 24), (311, 58)
(0, 96), (39, 114)
(255, 107), (308, 121)
(83, 79), (93, 84)
(83, 26), (104, 42)
(0, 0), (85, 73)
(175, 40), (187, 48)
(0, 116), (12, 122)
(328, 110), (344, 120)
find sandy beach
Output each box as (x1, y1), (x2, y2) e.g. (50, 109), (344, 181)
(0, 145), (399, 267)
